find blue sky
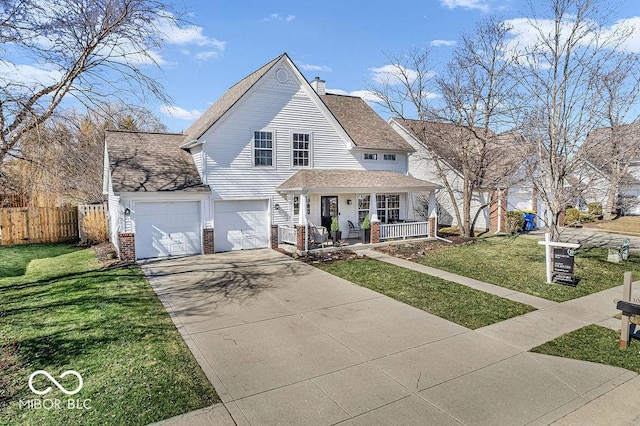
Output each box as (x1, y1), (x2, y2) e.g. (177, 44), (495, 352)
(54, 0), (640, 131)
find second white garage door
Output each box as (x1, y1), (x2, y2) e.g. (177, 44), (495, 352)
(214, 200), (269, 252)
(135, 201), (202, 259)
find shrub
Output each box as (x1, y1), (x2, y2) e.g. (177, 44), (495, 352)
(438, 226), (460, 237)
(579, 213), (595, 223)
(330, 217), (340, 232)
(82, 211), (108, 244)
(588, 202), (603, 217)
(565, 207), (580, 225)
(361, 215), (370, 229)
(506, 211), (525, 234)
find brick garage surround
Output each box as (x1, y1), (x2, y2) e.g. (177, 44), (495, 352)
(296, 224), (305, 251)
(203, 228), (214, 254)
(118, 232), (135, 261)
(271, 225), (279, 250)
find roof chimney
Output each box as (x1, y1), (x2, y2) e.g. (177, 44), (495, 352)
(310, 76), (326, 95)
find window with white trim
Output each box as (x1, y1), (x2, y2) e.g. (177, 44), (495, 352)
(254, 131), (273, 167)
(377, 194), (400, 223)
(294, 196), (311, 215)
(357, 194), (370, 225)
(292, 133), (310, 167)
(363, 153), (378, 161)
(383, 154), (397, 161)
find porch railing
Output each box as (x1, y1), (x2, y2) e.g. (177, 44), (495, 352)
(380, 221), (430, 240)
(278, 224), (297, 245)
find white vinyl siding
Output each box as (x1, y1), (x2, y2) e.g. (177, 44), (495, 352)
(200, 61), (364, 226)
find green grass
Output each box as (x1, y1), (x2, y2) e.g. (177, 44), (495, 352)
(417, 236), (640, 302)
(317, 258), (535, 329)
(0, 244), (218, 425)
(531, 324), (640, 373)
(588, 216), (640, 236)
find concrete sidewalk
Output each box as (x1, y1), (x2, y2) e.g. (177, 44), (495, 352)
(144, 250), (637, 426)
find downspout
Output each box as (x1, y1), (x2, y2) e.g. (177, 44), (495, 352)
(493, 189), (503, 235)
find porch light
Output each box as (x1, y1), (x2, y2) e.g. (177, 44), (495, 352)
(275, 203), (280, 211)
(347, 199), (352, 205)
(124, 208), (131, 216)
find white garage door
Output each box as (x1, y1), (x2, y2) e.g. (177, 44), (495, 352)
(135, 201), (201, 259)
(214, 200), (269, 252)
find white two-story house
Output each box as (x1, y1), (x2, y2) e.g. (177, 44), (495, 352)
(104, 53), (439, 260)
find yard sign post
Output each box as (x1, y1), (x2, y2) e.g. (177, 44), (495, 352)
(537, 233), (580, 284)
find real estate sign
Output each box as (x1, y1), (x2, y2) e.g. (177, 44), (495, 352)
(552, 247), (577, 285)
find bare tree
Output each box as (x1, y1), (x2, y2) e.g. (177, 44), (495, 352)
(0, 0), (179, 171)
(514, 0), (636, 239)
(371, 18), (518, 237)
(0, 104), (168, 203)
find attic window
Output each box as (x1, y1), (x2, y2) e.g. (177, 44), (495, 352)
(383, 154), (397, 161)
(364, 153), (378, 161)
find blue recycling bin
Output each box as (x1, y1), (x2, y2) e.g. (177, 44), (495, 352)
(523, 212), (536, 231)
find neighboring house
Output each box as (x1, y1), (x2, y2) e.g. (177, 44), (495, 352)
(389, 118), (538, 232)
(103, 53), (439, 260)
(578, 124), (640, 215)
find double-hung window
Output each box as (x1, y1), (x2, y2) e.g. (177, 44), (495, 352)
(292, 133), (310, 167)
(254, 131), (273, 167)
(357, 193), (400, 223)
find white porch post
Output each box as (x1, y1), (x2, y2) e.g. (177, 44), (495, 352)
(369, 193), (378, 222)
(288, 195), (294, 226)
(428, 190), (436, 218)
(299, 193), (308, 252)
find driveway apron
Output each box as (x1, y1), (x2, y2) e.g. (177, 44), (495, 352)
(142, 249), (634, 426)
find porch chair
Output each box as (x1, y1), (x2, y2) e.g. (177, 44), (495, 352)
(347, 220), (360, 238)
(309, 222), (329, 248)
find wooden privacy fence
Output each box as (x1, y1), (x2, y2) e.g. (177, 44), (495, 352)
(0, 206), (79, 245)
(78, 203), (107, 243)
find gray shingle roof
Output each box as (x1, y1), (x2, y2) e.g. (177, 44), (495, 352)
(321, 94), (415, 152)
(183, 54), (285, 144)
(276, 169), (439, 192)
(394, 118), (526, 189)
(106, 130), (209, 193)
(580, 124), (640, 185)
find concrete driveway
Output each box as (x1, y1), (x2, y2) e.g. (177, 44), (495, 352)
(142, 249), (634, 426)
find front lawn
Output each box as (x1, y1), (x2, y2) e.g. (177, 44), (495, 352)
(317, 258), (535, 329)
(416, 236), (640, 302)
(0, 244), (218, 426)
(585, 216), (640, 236)
(531, 324), (640, 374)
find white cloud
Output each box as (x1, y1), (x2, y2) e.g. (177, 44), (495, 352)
(263, 13), (295, 23)
(195, 51), (220, 61)
(504, 16), (640, 55)
(0, 62), (63, 87)
(431, 39), (457, 47)
(299, 64), (333, 72)
(325, 89), (382, 103)
(160, 105), (202, 120)
(370, 64), (421, 85)
(440, 0), (491, 12)
(154, 11), (225, 62)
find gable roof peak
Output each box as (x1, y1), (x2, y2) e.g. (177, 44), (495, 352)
(182, 52), (290, 144)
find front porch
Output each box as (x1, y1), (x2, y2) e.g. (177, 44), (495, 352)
(274, 169), (441, 253)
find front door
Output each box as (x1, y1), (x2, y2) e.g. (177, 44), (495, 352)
(321, 196), (338, 230)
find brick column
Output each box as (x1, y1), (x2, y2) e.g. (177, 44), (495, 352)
(203, 228), (214, 254)
(296, 224), (305, 251)
(429, 216), (436, 237)
(489, 190), (507, 233)
(118, 232), (136, 261)
(558, 211), (566, 227)
(271, 225), (279, 250)
(370, 221), (381, 244)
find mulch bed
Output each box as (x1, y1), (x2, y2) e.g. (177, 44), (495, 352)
(296, 249), (364, 264)
(91, 242), (133, 268)
(374, 237), (475, 260)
